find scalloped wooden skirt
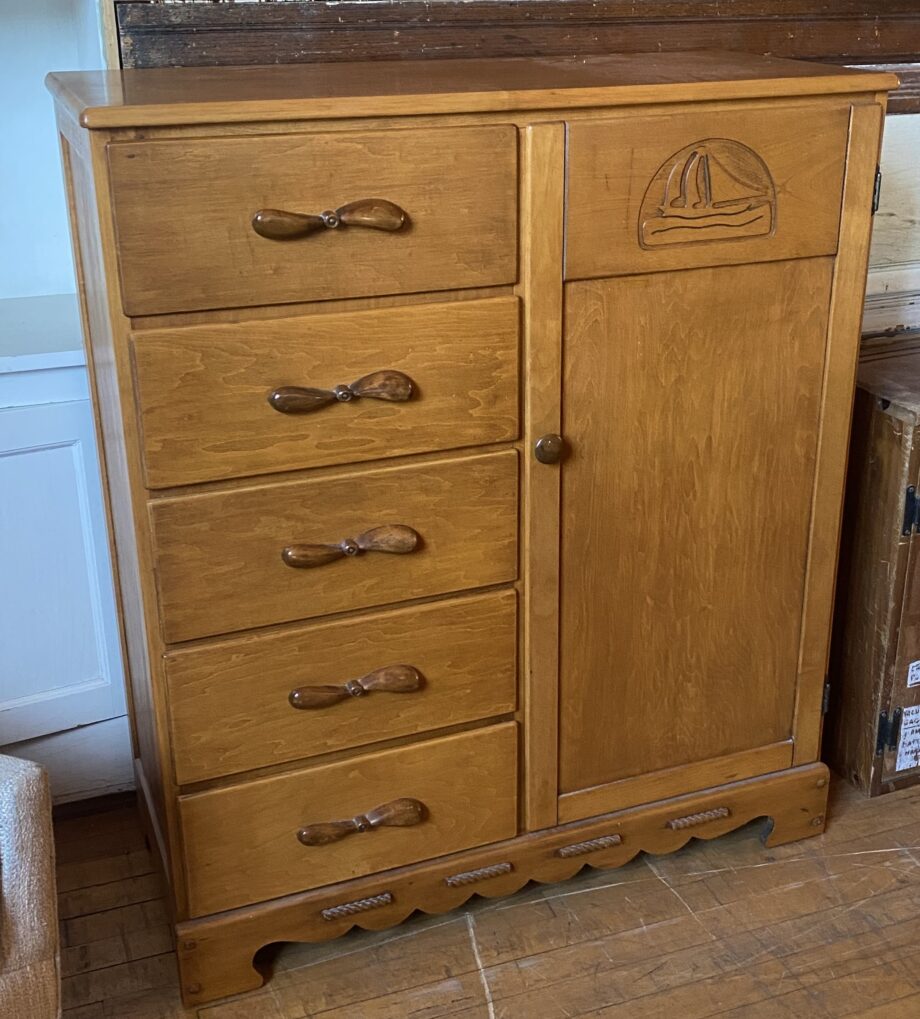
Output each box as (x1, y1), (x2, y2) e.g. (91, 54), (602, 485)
(175, 762), (829, 1005)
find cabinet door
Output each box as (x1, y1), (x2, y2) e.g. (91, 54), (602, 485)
(557, 257), (833, 819)
(0, 399), (126, 744)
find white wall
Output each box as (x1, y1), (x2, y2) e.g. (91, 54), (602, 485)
(865, 113), (920, 334)
(0, 0), (104, 300)
(0, 2), (132, 803)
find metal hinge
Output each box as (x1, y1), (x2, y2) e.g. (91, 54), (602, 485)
(903, 486), (920, 535)
(822, 680), (831, 715)
(872, 165), (883, 215)
(876, 707), (903, 756)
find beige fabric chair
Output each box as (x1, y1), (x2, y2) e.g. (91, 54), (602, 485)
(0, 755), (60, 1019)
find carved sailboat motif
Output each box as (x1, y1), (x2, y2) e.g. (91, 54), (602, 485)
(639, 139), (775, 248)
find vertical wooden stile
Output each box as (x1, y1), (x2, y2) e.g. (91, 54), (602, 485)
(517, 122), (565, 831)
(793, 98), (889, 765)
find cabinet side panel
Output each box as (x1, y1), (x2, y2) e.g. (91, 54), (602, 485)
(60, 126), (179, 899)
(793, 100), (888, 765)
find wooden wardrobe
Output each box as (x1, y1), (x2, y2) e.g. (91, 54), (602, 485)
(47, 52), (895, 1004)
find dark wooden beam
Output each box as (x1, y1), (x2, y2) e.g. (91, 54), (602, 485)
(116, 1), (920, 112)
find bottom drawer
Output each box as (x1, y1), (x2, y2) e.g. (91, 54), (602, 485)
(179, 722), (518, 916)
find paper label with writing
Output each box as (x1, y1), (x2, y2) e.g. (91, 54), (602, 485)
(896, 705), (920, 772)
(908, 661), (920, 688)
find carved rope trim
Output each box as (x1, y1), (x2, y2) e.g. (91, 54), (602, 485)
(444, 862), (514, 887)
(666, 806), (731, 831)
(555, 833), (623, 858)
(321, 891), (394, 921)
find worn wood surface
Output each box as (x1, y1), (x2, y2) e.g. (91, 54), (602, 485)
(559, 258), (832, 795)
(132, 297), (520, 488)
(178, 723), (518, 916)
(113, 0), (919, 114)
(566, 104), (849, 280)
(828, 347), (920, 795)
(827, 389), (914, 794)
(165, 590), (517, 784)
(107, 126), (517, 315)
(59, 775), (920, 1017)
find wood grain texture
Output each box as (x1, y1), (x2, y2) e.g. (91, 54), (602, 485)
(558, 742), (793, 823)
(150, 450), (518, 643)
(57, 118), (187, 910)
(107, 125), (517, 315)
(559, 258), (833, 794)
(165, 590), (517, 784)
(178, 723), (518, 917)
(828, 350), (920, 794)
(63, 776), (920, 1018)
(828, 390), (915, 793)
(517, 122), (564, 833)
(175, 762), (829, 1005)
(131, 297), (520, 488)
(566, 104), (849, 280)
(48, 57), (892, 1010)
(46, 54), (897, 130)
(111, 1), (918, 110)
(792, 101), (887, 766)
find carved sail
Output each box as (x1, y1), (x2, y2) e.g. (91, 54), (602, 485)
(640, 139), (775, 247)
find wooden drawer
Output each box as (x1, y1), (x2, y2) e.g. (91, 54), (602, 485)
(107, 126), (517, 316)
(179, 722), (518, 916)
(132, 297), (520, 488)
(566, 104), (850, 279)
(150, 450), (518, 642)
(166, 590), (517, 784)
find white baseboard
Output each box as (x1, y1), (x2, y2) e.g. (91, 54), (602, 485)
(1, 714), (135, 804)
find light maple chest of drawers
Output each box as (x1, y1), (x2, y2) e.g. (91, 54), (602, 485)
(48, 53), (896, 1005)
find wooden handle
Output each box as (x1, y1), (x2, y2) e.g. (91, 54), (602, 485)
(268, 371), (413, 415)
(252, 199), (407, 240)
(297, 797), (426, 846)
(289, 664), (424, 709)
(337, 199), (407, 231)
(281, 524), (419, 569)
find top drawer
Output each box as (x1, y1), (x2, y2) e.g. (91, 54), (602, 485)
(107, 125), (518, 316)
(566, 104), (850, 279)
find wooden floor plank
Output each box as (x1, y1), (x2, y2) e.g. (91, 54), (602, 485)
(52, 778), (920, 1018)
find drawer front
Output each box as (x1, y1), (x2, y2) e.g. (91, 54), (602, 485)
(566, 104), (849, 279)
(179, 722), (518, 916)
(132, 297), (520, 488)
(108, 126), (517, 315)
(166, 590), (518, 784)
(150, 450), (518, 642)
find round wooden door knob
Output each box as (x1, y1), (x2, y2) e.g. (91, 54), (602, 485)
(534, 433), (565, 464)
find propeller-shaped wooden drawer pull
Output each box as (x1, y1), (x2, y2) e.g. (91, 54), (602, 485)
(281, 524), (419, 569)
(268, 370), (413, 415)
(289, 664), (423, 709)
(252, 199), (407, 240)
(297, 797), (427, 846)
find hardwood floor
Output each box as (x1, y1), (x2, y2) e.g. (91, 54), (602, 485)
(55, 776), (920, 1018)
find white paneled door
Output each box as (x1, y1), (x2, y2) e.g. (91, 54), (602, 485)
(0, 398), (126, 744)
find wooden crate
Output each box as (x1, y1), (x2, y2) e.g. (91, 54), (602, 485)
(828, 331), (920, 794)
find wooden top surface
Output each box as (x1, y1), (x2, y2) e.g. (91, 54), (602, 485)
(47, 51), (897, 129)
(858, 333), (920, 412)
